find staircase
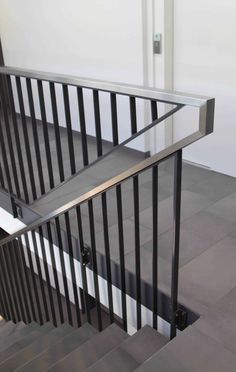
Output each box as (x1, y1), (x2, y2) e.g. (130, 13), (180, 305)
(0, 319), (167, 371)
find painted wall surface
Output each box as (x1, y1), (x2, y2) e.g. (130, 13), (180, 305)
(174, 0), (236, 177)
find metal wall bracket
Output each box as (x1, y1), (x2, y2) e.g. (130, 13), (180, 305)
(175, 309), (188, 331)
(81, 244), (91, 267)
(11, 197), (23, 219)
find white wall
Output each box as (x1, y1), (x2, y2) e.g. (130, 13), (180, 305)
(174, 0), (236, 177)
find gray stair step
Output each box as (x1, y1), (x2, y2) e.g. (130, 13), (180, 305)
(47, 323), (129, 372)
(0, 322), (54, 363)
(17, 323), (98, 372)
(87, 325), (168, 372)
(0, 321), (26, 340)
(0, 321), (40, 352)
(0, 323), (73, 371)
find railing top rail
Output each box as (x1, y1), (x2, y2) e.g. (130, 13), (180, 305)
(0, 66), (212, 108)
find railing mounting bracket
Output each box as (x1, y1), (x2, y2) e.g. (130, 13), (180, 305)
(11, 197), (23, 219)
(175, 309), (187, 331)
(81, 244), (91, 267)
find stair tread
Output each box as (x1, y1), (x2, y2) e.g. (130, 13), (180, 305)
(87, 325), (168, 372)
(17, 323), (98, 372)
(0, 321), (25, 340)
(0, 322), (54, 362)
(47, 323), (129, 372)
(0, 321), (40, 352)
(0, 323), (73, 371)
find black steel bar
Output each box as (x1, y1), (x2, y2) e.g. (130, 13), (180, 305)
(93, 90), (103, 157)
(76, 206), (91, 324)
(38, 225), (57, 326)
(0, 75), (21, 198)
(0, 284), (7, 319)
(152, 165), (158, 330)
(0, 116), (13, 194)
(77, 87), (89, 166)
(110, 93), (119, 146)
(37, 80), (55, 189)
(23, 232), (44, 324)
(64, 212), (81, 327)
(13, 239), (32, 323)
(18, 236), (37, 322)
(133, 175), (141, 330)
(116, 184), (127, 331)
(55, 217), (73, 326)
(129, 96), (137, 135)
(7, 241), (27, 322)
(151, 100), (158, 121)
(0, 245), (17, 322)
(101, 193), (114, 324)
(88, 200), (102, 331)
(31, 229), (50, 322)
(6, 75), (29, 203)
(46, 222), (64, 324)
(50, 82), (65, 182)
(170, 149), (183, 339)
(16, 76), (37, 200)
(0, 157), (5, 189)
(0, 247), (12, 320)
(26, 78), (45, 195)
(63, 84), (76, 174)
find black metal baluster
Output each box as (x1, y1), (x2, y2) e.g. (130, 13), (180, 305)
(64, 212), (81, 327)
(24, 233), (43, 324)
(0, 284), (7, 320)
(37, 80), (54, 189)
(7, 242), (27, 322)
(38, 226), (57, 326)
(31, 229), (50, 322)
(0, 158), (5, 189)
(88, 200), (102, 331)
(130, 96), (137, 135)
(77, 87), (89, 166)
(0, 247), (12, 320)
(16, 76), (37, 201)
(170, 150), (182, 339)
(63, 84), (76, 174)
(13, 239), (32, 323)
(152, 165), (159, 330)
(0, 245), (17, 322)
(26, 78), (45, 195)
(151, 100), (158, 121)
(46, 222), (64, 325)
(0, 116), (13, 194)
(0, 76), (21, 198)
(55, 217), (73, 326)
(93, 90), (103, 157)
(110, 93), (119, 146)
(18, 236), (37, 322)
(76, 206), (91, 324)
(133, 176), (141, 330)
(116, 184), (127, 331)
(6, 76), (29, 203)
(50, 82), (65, 182)
(101, 193), (114, 324)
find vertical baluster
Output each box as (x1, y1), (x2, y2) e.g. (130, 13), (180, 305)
(0, 247), (12, 320)
(133, 175), (141, 330)
(101, 193), (114, 324)
(64, 212), (81, 327)
(7, 242), (27, 322)
(50, 82), (65, 182)
(93, 90), (103, 157)
(37, 80), (55, 189)
(0, 76), (21, 198)
(24, 233), (43, 324)
(16, 76), (37, 200)
(18, 236), (37, 322)
(116, 184), (127, 331)
(31, 230), (50, 322)
(129, 96), (137, 135)
(63, 84), (76, 174)
(38, 226), (57, 326)
(76, 206), (91, 324)
(6, 75), (29, 203)
(110, 93), (119, 146)
(152, 164), (158, 330)
(0, 116), (13, 194)
(26, 78), (45, 195)
(55, 216), (73, 326)
(0, 285), (7, 320)
(88, 200), (102, 331)
(0, 156), (5, 189)
(77, 87), (89, 166)
(170, 149), (182, 339)
(46, 222), (64, 325)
